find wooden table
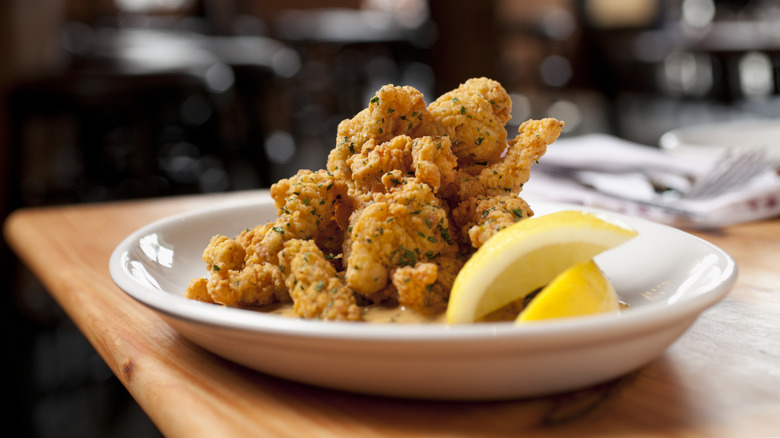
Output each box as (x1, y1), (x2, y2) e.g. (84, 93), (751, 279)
(4, 189), (780, 437)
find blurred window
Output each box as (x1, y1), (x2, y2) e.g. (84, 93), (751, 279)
(114, 0), (194, 13)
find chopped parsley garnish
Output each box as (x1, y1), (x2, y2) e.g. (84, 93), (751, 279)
(437, 219), (453, 244)
(399, 248), (417, 266)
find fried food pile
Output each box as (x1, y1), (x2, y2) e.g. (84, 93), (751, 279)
(185, 77), (564, 321)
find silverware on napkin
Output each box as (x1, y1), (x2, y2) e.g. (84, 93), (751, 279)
(522, 134), (780, 228)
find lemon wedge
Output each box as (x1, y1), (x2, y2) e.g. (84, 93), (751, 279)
(446, 210), (636, 324)
(516, 259), (619, 322)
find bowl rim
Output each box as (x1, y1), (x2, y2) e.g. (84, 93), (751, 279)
(109, 198), (738, 347)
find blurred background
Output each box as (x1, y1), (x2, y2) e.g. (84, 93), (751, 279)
(3, 0), (780, 436)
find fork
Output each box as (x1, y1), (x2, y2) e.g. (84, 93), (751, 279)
(536, 161), (696, 195)
(680, 146), (771, 199)
(539, 146), (771, 200)
(534, 145), (774, 227)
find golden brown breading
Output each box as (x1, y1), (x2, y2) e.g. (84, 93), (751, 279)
(426, 77), (512, 166)
(348, 135), (414, 193)
(207, 263), (288, 307)
(392, 263), (437, 309)
(202, 235), (245, 272)
(444, 118), (563, 201)
(187, 77), (564, 322)
(346, 134), (458, 196)
(235, 222), (274, 265)
(410, 136), (458, 194)
(344, 179), (458, 297)
(260, 169), (341, 263)
(278, 239), (361, 321)
(453, 195), (534, 248)
(391, 256), (463, 315)
(188, 230), (289, 307)
(205, 262), (287, 307)
(327, 85), (432, 192)
(270, 169), (340, 228)
(313, 219), (344, 258)
(185, 277), (214, 303)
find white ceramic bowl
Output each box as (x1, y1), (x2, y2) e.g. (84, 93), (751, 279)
(109, 196), (737, 400)
(660, 118), (780, 161)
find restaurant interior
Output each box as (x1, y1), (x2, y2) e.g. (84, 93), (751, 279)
(2, 0), (779, 436)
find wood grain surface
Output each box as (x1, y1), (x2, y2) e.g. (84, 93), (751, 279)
(4, 190), (779, 437)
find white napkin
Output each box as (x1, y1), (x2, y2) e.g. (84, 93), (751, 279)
(522, 133), (780, 228)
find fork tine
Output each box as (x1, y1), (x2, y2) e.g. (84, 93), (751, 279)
(712, 148), (764, 197)
(683, 149), (736, 198)
(687, 151), (746, 198)
(684, 146), (768, 199)
(692, 151), (757, 198)
(714, 149), (765, 187)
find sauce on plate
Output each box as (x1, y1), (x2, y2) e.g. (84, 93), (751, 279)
(260, 302), (446, 323)
(253, 295), (628, 324)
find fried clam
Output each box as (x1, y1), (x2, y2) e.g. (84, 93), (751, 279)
(186, 77), (564, 322)
(343, 177), (458, 292)
(426, 77), (512, 166)
(278, 239), (362, 321)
